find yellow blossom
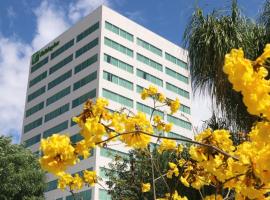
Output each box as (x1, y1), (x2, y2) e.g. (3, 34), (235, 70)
(40, 134), (77, 175)
(141, 183), (151, 192)
(158, 139), (177, 153)
(83, 170), (97, 186)
(170, 98), (180, 114)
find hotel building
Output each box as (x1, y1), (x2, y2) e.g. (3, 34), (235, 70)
(21, 5), (192, 200)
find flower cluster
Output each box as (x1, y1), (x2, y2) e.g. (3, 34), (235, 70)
(224, 45), (270, 120)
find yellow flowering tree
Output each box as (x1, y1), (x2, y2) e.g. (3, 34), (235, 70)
(40, 44), (270, 199)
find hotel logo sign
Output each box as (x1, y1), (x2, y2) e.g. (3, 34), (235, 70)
(31, 41), (60, 65)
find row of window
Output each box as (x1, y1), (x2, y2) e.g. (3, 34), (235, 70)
(165, 67), (188, 84)
(51, 39), (74, 60)
(31, 57), (48, 73)
(27, 86), (46, 102)
(104, 37), (133, 57)
(77, 21), (99, 43)
(43, 120), (69, 139)
(49, 54), (73, 75)
(29, 71), (47, 87)
(75, 54), (98, 74)
(104, 53), (133, 73)
(103, 71), (133, 90)
(167, 115), (192, 130)
(44, 103), (70, 122)
(25, 102), (44, 118)
(137, 53), (163, 72)
(136, 102), (164, 118)
(74, 71), (97, 91)
(24, 134), (41, 148)
(48, 70), (72, 90)
(137, 38), (162, 56)
(24, 117), (42, 133)
(105, 21), (133, 42)
(46, 86), (71, 106)
(102, 88), (133, 108)
(72, 89), (96, 108)
(165, 52), (187, 69)
(100, 147), (129, 160)
(166, 82), (190, 99)
(136, 69), (163, 87)
(75, 38), (98, 58)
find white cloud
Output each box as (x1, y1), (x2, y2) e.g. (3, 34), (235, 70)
(0, 36), (32, 141)
(32, 1), (69, 51)
(68, 0), (110, 23)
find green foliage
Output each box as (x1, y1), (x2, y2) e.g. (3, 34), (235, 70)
(184, 0), (267, 132)
(105, 146), (202, 200)
(0, 136), (46, 200)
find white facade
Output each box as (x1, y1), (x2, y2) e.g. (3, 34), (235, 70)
(21, 5), (192, 200)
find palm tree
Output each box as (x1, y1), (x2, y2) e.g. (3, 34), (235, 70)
(184, 0), (266, 132)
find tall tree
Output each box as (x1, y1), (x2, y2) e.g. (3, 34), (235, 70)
(105, 147), (204, 200)
(0, 136), (46, 200)
(184, 0), (266, 132)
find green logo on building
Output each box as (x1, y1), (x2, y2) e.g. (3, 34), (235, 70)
(31, 41), (60, 65)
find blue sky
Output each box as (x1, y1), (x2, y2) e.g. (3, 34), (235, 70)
(0, 0), (265, 143)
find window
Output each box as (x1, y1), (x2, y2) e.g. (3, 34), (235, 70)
(166, 82), (189, 99)
(66, 190), (92, 200)
(136, 69), (163, 87)
(51, 39), (74, 60)
(44, 103), (69, 122)
(136, 85), (144, 93)
(105, 21), (133, 42)
(46, 86), (71, 106)
(24, 117), (42, 133)
(165, 52), (187, 69)
(29, 71), (47, 87)
(48, 70), (72, 90)
(72, 89), (96, 108)
(102, 89), (133, 108)
(75, 38), (99, 58)
(136, 53), (163, 71)
(45, 180), (57, 192)
(100, 147), (128, 159)
(104, 37), (133, 57)
(49, 54), (73, 75)
(104, 54), (133, 73)
(103, 71), (133, 90)
(70, 118), (77, 127)
(27, 86), (46, 102)
(165, 67), (188, 84)
(167, 131), (191, 142)
(136, 102), (164, 118)
(99, 189), (111, 200)
(31, 57), (48, 73)
(25, 102), (44, 117)
(77, 21), (99, 42)
(73, 71), (97, 91)
(70, 133), (84, 143)
(24, 134), (41, 148)
(180, 104), (191, 114)
(74, 54), (98, 74)
(43, 121), (68, 138)
(137, 38), (162, 56)
(167, 115), (192, 130)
